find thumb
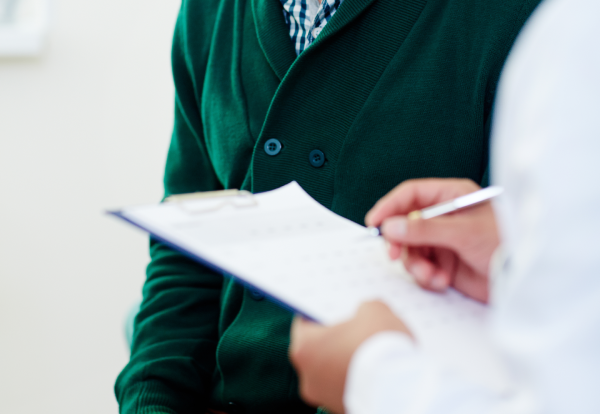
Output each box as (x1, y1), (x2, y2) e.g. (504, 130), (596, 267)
(380, 215), (467, 250)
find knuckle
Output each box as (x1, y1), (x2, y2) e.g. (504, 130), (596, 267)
(358, 301), (373, 314)
(367, 300), (387, 312)
(459, 178), (480, 191)
(300, 381), (319, 406)
(290, 343), (309, 369)
(299, 380), (311, 400)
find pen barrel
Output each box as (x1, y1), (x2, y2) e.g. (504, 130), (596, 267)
(419, 186), (503, 220)
(420, 201), (457, 219)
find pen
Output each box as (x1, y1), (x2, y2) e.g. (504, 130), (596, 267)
(368, 186), (503, 236)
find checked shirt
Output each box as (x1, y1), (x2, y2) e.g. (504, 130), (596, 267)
(280, 0), (344, 55)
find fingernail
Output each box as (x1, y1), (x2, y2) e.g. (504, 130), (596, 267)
(430, 275), (447, 291)
(382, 217), (407, 238)
(410, 264), (427, 284)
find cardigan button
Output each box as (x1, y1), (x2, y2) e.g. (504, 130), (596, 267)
(309, 149), (325, 168)
(264, 138), (282, 156)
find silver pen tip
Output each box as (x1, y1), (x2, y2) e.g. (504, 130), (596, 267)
(367, 226), (381, 237)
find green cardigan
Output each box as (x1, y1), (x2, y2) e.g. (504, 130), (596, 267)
(116, 0), (540, 412)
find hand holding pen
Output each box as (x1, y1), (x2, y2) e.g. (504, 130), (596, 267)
(365, 179), (501, 303)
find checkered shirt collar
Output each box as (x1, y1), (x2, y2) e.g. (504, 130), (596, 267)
(280, 0), (344, 55)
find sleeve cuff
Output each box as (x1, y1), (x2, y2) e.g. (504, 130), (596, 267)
(117, 379), (194, 414)
(343, 331), (432, 414)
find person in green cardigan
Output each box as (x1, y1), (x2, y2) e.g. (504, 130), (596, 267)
(115, 0), (542, 413)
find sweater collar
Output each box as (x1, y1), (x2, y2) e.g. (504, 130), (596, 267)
(252, 0), (298, 80)
(252, 0), (382, 80)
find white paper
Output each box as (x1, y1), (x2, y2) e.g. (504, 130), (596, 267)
(116, 182), (510, 392)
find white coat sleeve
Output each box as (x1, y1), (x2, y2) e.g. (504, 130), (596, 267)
(344, 332), (497, 414)
(344, 0), (600, 412)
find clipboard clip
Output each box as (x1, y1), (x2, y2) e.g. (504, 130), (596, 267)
(164, 189), (257, 214)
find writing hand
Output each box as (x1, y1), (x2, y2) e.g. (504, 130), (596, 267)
(365, 179), (499, 303)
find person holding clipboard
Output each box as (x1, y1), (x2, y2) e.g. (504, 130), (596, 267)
(289, 0), (600, 412)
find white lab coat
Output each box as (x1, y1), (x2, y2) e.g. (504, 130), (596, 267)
(344, 0), (600, 412)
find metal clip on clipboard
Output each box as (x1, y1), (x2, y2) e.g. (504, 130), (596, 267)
(164, 189), (257, 214)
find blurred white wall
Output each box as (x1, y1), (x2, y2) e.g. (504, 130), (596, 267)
(0, 0), (181, 412)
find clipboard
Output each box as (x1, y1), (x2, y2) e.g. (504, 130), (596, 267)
(108, 181), (510, 392)
(110, 188), (314, 320)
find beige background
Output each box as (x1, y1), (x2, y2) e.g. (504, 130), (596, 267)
(0, 0), (181, 412)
